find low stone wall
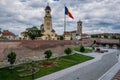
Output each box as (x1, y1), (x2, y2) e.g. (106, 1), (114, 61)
(36, 50), (118, 80)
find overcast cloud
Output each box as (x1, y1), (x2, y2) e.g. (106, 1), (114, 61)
(0, 0), (120, 35)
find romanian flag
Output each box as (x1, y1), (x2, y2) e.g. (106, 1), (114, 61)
(65, 6), (74, 19)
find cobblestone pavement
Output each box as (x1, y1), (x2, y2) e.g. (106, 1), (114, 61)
(112, 70), (120, 80)
(112, 50), (120, 80)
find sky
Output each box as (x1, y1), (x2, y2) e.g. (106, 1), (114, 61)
(0, 0), (120, 36)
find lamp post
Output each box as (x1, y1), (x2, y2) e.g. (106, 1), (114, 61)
(31, 60), (35, 80)
(76, 34), (82, 51)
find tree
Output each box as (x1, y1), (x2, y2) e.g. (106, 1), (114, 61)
(7, 51), (16, 69)
(25, 26), (43, 40)
(112, 36), (117, 39)
(104, 35), (108, 39)
(60, 36), (64, 40)
(64, 48), (72, 55)
(71, 37), (73, 40)
(44, 50), (52, 60)
(80, 45), (85, 52)
(0, 36), (8, 40)
(91, 35), (98, 38)
(93, 40), (96, 44)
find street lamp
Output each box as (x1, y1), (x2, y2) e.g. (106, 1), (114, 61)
(31, 60), (35, 80)
(76, 34), (81, 45)
(75, 34), (82, 51)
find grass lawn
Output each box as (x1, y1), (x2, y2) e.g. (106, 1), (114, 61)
(0, 54), (93, 80)
(74, 47), (93, 53)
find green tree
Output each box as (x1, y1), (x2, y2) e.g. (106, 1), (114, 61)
(60, 36), (64, 40)
(25, 26), (43, 40)
(91, 35), (98, 38)
(64, 48), (72, 55)
(0, 36), (8, 40)
(7, 51), (16, 69)
(70, 37), (73, 40)
(112, 36), (117, 39)
(117, 37), (120, 39)
(80, 45), (85, 52)
(44, 50), (52, 60)
(104, 35), (108, 39)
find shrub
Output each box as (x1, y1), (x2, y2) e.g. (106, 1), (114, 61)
(60, 36), (64, 40)
(7, 51), (16, 69)
(64, 48), (72, 55)
(44, 50), (52, 60)
(80, 46), (85, 52)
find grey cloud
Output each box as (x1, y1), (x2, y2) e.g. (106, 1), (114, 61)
(0, 0), (120, 35)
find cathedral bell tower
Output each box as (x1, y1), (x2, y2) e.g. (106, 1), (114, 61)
(40, 4), (57, 40)
(44, 4), (52, 32)
(76, 20), (82, 35)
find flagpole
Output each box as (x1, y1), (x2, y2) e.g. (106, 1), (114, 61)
(64, 4), (66, 40)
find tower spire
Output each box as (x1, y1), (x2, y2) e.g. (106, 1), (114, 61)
(47, 2), (49, 6)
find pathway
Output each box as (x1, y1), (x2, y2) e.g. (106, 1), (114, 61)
(98, 50), (120, 80)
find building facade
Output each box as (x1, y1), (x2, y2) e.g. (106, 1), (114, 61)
(91, 33), (120, 39)
(64, 20), (86, 40)
(1, 30), (17, 40)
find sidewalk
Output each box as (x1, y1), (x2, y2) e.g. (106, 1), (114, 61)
(74, 49), (116, 58)
(98, 50), (120, 80)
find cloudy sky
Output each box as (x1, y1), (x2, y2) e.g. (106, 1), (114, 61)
(0, 0), (120, 36)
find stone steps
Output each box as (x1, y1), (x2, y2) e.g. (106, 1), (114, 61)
(112, 70), (120, 80)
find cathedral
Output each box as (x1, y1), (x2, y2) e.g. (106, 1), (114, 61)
(40, 4), (83, 40)
(40, 4), (58, 40)
(20, 4), (86, 40)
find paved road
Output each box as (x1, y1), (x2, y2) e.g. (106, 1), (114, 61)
(98, 49), (120, 80)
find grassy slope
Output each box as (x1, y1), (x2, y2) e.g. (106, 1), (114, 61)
(0, 54), (93, 80)
(74, 47), (93, 53)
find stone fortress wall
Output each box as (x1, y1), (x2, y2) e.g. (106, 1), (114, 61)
(0, 40), (93, 61)
(0, 39), (119, 68)
(0, 40), (92, 67)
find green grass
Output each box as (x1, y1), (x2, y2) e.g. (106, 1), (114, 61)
(74, 47), (93, 53)
(0, 54), (93, 80)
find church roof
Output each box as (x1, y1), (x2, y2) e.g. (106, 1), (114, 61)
(52, 29), (55, 33)
(45, 5), (51, 10)
(77, 20), (82, 23)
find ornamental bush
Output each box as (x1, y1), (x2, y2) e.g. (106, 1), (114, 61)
(80, 45), (85, 52)
(64, 48), (72, 55)
(44, 50), (52, 60)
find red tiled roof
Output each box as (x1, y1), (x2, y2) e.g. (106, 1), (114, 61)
(55, 33), (58, 37)
(81, 33), (88, 36)
(70, 31), (76, 33)
(64, 32), (71, 35)
(91, 33), (120, 36)
(2, 30), (16, 36)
